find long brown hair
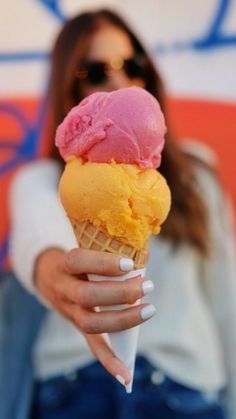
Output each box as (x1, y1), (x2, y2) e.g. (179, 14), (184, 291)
(47, 9), (210, 255)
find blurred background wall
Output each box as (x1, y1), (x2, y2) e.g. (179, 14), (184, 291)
(0, 0), (236, 271)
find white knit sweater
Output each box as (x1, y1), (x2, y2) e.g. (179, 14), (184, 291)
(9, 157), (236, 418)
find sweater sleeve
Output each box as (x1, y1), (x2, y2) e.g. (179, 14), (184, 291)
(9, 159), (78, 295)
(198, 168), (236, 419)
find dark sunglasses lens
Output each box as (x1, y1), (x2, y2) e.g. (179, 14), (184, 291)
(124, 57), (145, 79)
(86, 62), (107, 85)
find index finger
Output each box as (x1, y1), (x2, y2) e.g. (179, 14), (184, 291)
(85, 333), (131, 387)
(64, 248), (134, 276)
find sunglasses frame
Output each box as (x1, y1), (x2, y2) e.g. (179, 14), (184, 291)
(75, 54), (147, 85)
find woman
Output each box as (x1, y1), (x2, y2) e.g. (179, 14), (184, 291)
(8, 9), (236, 419)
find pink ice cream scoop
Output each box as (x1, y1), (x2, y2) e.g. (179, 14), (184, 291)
(55, 86), (167, 169)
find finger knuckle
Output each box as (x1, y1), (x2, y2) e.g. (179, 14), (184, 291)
(99, 253), (109, 271)
(79, 314), (98, 334)
(77, 284), (93, 308)
(75, 312), (88, 332)
(72, 285), (82, 306)
(64, 249), (77, 271)
(53, 283), (65, 301)
(123, 283), (139, 305)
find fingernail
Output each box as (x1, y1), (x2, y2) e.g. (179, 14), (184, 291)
(142, 280), (154, 296)
(116, 374), (126, 386)
(119, 258), (134, 272)
(140, 304), (157, 321)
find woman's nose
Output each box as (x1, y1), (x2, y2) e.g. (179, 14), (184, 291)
(107, 70), (145, 91)
(107, 70), (134, 89)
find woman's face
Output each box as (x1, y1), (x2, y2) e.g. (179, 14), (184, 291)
(78, 24), (145, 98)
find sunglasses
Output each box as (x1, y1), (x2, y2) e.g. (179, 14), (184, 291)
(75, 55), (147, 85)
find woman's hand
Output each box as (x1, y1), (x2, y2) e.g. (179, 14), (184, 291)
(35, 247), (156, 387)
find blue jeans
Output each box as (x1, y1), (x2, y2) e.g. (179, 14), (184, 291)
(31, 356), (225, 419)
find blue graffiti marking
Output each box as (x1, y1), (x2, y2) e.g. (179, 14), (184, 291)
(1, 0), (235, 64)
(0, 104), (38, 175)
(0, 95), (48, 176)
(0, 52), (48, 62)
(154, 0), (236, 54)
(37, 0), (66, 22)
(193, 0), (236, 49)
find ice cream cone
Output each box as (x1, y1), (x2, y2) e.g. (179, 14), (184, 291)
(69, 218), (148, 269)
(69, 217), (148, 392)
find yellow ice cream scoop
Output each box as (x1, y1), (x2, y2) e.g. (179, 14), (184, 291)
(59, 157), (171, 250)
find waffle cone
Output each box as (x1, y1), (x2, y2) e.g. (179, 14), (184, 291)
(69, 218), (148, 269)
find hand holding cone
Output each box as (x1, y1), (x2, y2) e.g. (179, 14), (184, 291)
(56, 87), (171, 392)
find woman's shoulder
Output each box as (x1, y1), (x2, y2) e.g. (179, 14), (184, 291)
(11, 158), (62, 194)
(180, 139), (220, 183)
(13, 158), (61, 184)
(181, 139), (232, 231)
(16, 157), (61, 176)
(180, 139), (218, 167)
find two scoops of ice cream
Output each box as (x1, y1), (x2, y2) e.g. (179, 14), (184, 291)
(56, 86), (171, 264)
(55, 86), (171, 392)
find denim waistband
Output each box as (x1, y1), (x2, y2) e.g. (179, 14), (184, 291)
(35, 355), (224, 399)
(34, 356), (225, 416)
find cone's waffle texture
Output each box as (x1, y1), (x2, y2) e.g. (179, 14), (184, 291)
(69, 218), (148, 269)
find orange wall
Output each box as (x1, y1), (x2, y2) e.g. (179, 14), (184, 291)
(168, 98), (236, 206)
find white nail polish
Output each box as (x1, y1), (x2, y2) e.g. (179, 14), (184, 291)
(119, 258), (134, 272)
(116, 374), (126, 386)
(142, 280), (154, 296)
(140, 304), (157, 321)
